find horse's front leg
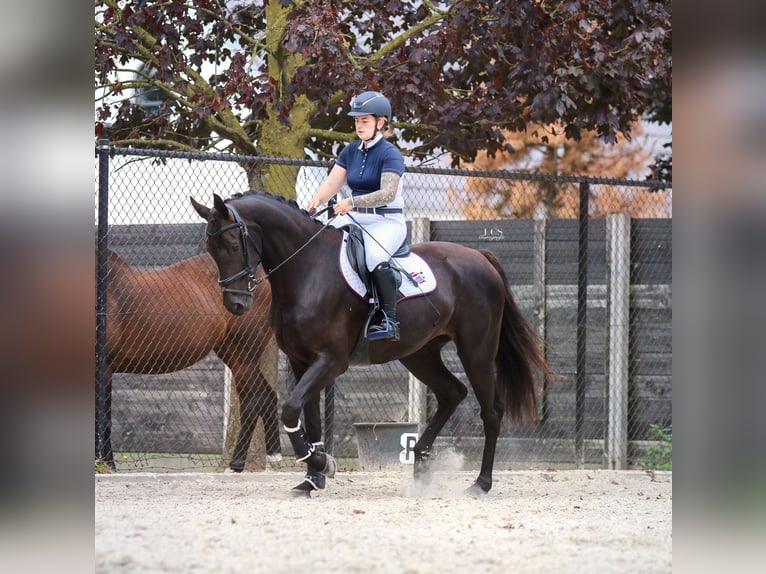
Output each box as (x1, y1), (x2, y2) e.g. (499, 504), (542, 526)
(282, 356), (339, 495)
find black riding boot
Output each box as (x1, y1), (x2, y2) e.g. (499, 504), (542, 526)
(368, 262), (400, 341)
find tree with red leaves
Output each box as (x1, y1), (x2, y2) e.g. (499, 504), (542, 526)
(95, 0), (671, 193)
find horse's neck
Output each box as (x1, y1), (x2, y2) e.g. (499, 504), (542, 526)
(260, 218), (341, 296)
(169, 254), (220, 292)
(259, 213), (335, 270)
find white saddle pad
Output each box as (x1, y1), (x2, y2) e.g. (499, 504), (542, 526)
(338, 232), (438, 302)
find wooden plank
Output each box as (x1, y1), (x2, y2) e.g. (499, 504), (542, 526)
(631, 376), (672, 399)
(433, 437), (606, 465)
(631, 219), (672, 284)
(629, 400), (672, 436)
(430, 220), (538, 284)
(107, 223), (208, 266)
(110, 352), (226, 454)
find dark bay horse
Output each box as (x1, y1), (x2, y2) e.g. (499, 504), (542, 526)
(191, 191), (551, 496)
(100, 248), (280, 471)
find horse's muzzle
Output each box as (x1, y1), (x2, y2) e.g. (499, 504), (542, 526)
(222, 291), (253, 316)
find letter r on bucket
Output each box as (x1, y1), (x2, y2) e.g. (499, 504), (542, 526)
(399, 432), (418, 464)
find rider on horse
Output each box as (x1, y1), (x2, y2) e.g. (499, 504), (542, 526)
(307, 91), (406, 341)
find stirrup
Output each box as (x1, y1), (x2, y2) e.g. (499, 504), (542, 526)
(367, 316), (400, 341)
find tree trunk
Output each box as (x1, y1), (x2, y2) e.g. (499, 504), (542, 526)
(247, 1), (317, 199)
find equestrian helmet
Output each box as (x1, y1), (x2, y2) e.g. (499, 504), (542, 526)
(348, 91), (391, 119)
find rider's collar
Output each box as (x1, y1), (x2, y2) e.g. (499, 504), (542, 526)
(359, 133), (383, 151)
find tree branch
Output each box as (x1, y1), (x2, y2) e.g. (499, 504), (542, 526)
(355, 0), (455, 65)
(307, 127), (354, 142)
(115, 138), (201, 152)
(106, 3), (257, 154)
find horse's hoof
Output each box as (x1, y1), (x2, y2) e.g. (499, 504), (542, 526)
(464, 482), (489, 498)
(414, 461), (432, 484)
(414, 470), (432, 485)
(321, 453), (337, 478)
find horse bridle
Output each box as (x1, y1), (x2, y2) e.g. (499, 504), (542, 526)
(208, 200), (340, 297)
(206, 204), (262, 297)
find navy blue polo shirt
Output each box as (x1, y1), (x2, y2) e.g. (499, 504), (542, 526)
(336, 137), (405, 201)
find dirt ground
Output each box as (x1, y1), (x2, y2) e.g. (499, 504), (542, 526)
(95, 468), (672, 573)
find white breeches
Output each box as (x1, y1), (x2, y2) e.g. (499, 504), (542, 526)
(331, 212), (407, 271)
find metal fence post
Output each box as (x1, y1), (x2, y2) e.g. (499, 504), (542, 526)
(95, 139), (111, 464)
(533, 214), (549, 423)
(407, 217), (430, 431)
(606, 214), (631, 469)
(575, 182), (590, 467)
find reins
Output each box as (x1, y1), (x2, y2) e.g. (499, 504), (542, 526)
(256, 212), (338, 283)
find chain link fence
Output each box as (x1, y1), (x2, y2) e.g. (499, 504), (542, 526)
(95, 144), (671, 472)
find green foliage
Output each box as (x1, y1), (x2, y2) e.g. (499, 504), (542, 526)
(637, 424), (672, 470)
(94, 459), (114, 474)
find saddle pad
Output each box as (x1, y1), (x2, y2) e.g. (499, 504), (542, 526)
(339, 232), (437, 302)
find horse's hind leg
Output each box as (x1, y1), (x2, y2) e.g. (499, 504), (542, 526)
(400, 341), (468, 483)
(227, 363), (280, 472)
(456, 342), (503, 496)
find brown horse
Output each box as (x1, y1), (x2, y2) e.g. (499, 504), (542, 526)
(99, 248), (280, 471)
(192, 191), (552, 496)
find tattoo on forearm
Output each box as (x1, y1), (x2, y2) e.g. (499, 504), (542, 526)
(352, 173), (400, 208)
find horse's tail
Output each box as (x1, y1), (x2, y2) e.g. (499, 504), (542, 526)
(480, 249), (553, 424)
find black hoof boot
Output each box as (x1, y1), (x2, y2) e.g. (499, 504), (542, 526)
(291, 470), (326, 497)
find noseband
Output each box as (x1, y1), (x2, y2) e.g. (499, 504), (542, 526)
(206, 204), (260, 297)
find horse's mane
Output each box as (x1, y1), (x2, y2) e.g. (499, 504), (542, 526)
(228, 190), (323, 228)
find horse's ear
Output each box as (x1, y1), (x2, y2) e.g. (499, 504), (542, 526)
(213, 194), (229, 218)
(190, 196), (211, 220)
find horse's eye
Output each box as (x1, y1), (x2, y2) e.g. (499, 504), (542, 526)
(229, 242), (240, 253)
